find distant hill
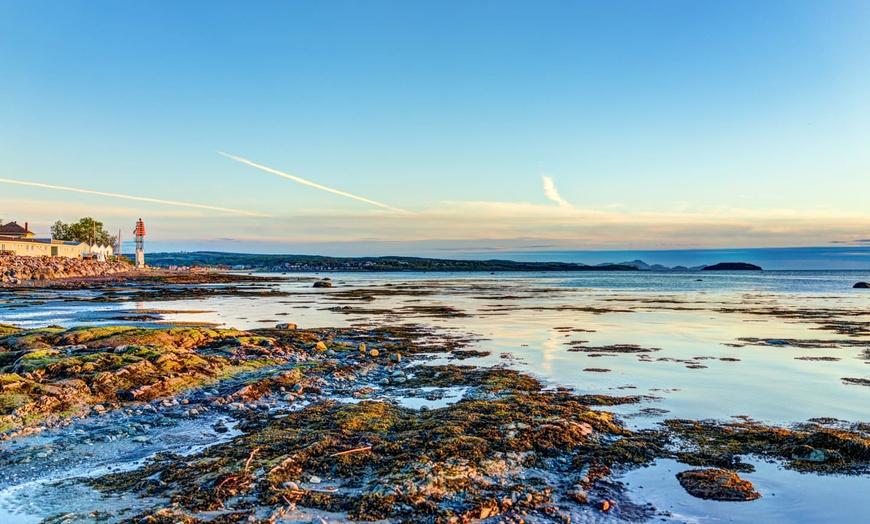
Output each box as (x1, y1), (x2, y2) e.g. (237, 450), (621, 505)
(596, 259), (707, 271)
(144, 251), (639, 272)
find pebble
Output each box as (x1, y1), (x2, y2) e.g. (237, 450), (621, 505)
(284, 481), (300, 491)
(369, 349), (380, 357)
(359, 342), (366, 352)
(391, 370), (405, 378)
(389, 353), (402, 363)
(93, 404), (106, 413)
(393, 377), (407, 384)
(294, 383), (304, 393)
(132, 436), (149, 443)
(378, 378), (390, 386)
(309, 475), (322, 484)
(315, 341), (328, 352)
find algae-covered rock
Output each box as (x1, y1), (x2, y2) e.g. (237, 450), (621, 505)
(0, 325), (290, 435)
(0, 324), (21, 336)
(664, 417), (870, 474)
(676, 468), (761, 501)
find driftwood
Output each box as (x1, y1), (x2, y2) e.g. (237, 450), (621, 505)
(329, 445), (372, 457)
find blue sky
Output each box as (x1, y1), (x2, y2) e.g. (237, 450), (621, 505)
(1, 1), (869, 264)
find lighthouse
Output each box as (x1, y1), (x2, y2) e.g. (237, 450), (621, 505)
(134, 218), (146, 268)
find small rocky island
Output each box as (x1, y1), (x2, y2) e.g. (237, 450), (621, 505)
(702, 262), (762, 271)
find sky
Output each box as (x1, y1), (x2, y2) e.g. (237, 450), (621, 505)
(1, 0), (869, 266)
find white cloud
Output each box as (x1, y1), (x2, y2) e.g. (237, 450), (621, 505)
(541, 174), (572, 208)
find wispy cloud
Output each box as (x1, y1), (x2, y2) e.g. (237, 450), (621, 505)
(204, 201), (870, 251)
(541, 174), (571, 208)
(0, 177), (269, 217)
(219, 152), (414, 215)
(436, 244), (557, 252)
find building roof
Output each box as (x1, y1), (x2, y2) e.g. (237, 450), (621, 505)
(0, 222), (33, 236)
(0, 236), (86, 247)
(0, 235), (44, 244)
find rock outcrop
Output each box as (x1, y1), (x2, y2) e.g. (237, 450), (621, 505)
(0, 255), (130, 284)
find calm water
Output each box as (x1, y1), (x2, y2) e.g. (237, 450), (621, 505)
(2, 269), (869, 523)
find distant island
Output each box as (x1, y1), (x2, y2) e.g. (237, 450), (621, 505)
(702, 262), (763, 271)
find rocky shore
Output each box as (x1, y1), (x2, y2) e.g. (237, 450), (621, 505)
(2, 320), (870, 523)
(0, 255), (131, 284)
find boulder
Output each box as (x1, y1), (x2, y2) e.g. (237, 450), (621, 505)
(276, 323), (298, 330)
(676, 468), (761, 501)
(853, 282), (870, 289)
(791, 445), (829, 463)
(313, 280), (333, 288)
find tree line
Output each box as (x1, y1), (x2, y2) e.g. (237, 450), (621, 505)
(51, 217), (117, 246)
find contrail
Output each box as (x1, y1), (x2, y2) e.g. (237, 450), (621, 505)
(219, 152), (414, 214)
(0, 177), (270, 217)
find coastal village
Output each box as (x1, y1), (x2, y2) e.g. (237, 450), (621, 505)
(0, 220), (115, 260)
(0, 218), (145, 284)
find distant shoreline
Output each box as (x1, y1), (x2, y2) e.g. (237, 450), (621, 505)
(145, 251), (642, 272)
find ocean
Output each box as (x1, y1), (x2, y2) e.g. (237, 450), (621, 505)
(2, 269), (869, 522)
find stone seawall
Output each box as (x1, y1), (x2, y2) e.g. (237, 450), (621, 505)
(0, 255), (131, 284)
